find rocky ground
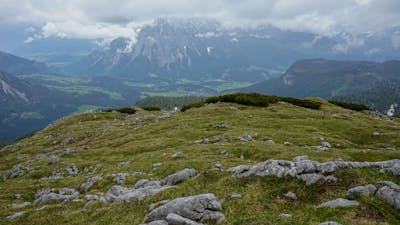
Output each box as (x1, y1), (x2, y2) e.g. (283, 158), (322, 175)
(0, 100), (399, 224)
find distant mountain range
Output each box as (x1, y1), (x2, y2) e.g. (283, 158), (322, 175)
(64, 18), (400, 83)
(238, 59), (400, 114)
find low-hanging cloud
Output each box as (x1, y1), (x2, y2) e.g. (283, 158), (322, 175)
(1, 0), (400, 42)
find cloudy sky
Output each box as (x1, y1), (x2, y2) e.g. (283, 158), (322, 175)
(1, 0), (400, 42)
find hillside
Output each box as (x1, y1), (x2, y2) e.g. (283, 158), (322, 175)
(0, 96), (399, 225)
(0, 70), (140, 142)
(331, 83), (400, 116)
(0, 51), (49, 75)
(238, 59), (400, 113)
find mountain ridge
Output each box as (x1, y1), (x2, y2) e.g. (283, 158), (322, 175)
(237, 58), (400, 113)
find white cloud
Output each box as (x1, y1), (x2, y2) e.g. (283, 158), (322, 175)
(332, 33), (365, 53)
(0, 0), (399, 41)
(26, 21), (139, 44)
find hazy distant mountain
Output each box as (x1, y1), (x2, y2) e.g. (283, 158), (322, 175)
(0, 70), (141, 142)
(64, 19), (400, 82)
(0, 51), (49, 75)
(238, 59), (400, 113)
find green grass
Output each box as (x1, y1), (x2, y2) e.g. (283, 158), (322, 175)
(0, 100), (399, 225)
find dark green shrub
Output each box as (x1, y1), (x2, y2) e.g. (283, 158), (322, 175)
(184, 93), (322, 111)
(281, 97), (322, 110)
(103, 107), (136, 114)
(205, 93), (320, 109)
(181, 102), (206, 112)
(205, 96), (220, 104)
(142, 106), (161, 111)
(328, 100), (370, 111)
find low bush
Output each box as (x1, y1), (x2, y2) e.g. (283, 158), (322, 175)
(103, 107), (137, 114)
(281, 97), (322, 110)
(141, 106), (161, 111)
(205, 93), (321, 109)
(328, 100), (370, 111)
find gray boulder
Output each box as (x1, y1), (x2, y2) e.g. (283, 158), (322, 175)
(105, 185), (172, 203)
(266, 139), (275, 145)
(66, 164), (79, 176)
(48, 155), (59, 164)
(145, 194), (224, 224)
(227, 165), (251, 177)
(228, 157), (400, 186)
(105, 168), (195, 203)
(147, 220), (169, 225)
(298, 173), (324, 185)
(238, 134), (254, 142)
(118, 161), (131, 168)
(295, 160), (319, 173)
(317, 198), (360, 208)
(33, 188), (79, 206)
(161, 168), (196, 186)
(114, 173), (129, 184)
(166, 213), (204, 225)
(172, 152), (184, 159)
(11, 202), (31, 209)
(321, 141), (331, 148)
(346, 184), (377, 199)
(279, 213), (292, 218)
(5, 211), (25, 220)
(3, 163), (26, 181)
(376, 181), (400, 209)
(319, 162), (338, 174)
(80, 175), (102, 192)
(319, 222), (342, 225)
(284, 191), (298, 200)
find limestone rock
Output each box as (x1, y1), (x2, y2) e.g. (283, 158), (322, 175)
(66, 164), (79, 176)
(118, 161), (131, 168)
(11, 202), (31, 209)
(105, 168), (195, 203)
(238, 134), (254, 142)
(319, 222), (342, 225)
(147, 220), (169, 225)
(145, 194), (224, 224)
(6, 211), (25, 220)
(317, 198), (360, 208)
(3, 163), (27, 181)
(33, 188), (79, 206)
(166, 213), (204, 225)
(114, 173), (129, 184)
(284, 191), (298, 200)
(376, 181), (400, 209)
(48, 155), (59, 164)
(228, 157), (400, 186)
(172, 152), (184, 159)
(161, 168), (196, 186)
(279, 213), (292, 218)
(346, 184), (377, 200)
(80, 175), (102, 192)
